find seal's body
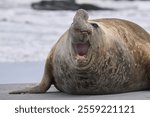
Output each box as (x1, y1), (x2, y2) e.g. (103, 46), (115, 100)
(10, 9), (150, 95)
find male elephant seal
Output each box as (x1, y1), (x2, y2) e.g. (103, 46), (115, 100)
(10, 9), (150, 95)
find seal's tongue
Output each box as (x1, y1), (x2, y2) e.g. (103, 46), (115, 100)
(73, 42), (90, 56)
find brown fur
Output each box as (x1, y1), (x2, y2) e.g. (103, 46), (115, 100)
(9, 9), (150, 95)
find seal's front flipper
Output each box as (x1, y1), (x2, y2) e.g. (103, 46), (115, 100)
(9, 85), (46, 94)
(9, 57), (54, 94)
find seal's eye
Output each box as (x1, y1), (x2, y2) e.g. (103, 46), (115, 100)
(91, 23), (99, 28)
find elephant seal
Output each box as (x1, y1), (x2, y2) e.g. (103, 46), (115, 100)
(10, 9), (150, 95)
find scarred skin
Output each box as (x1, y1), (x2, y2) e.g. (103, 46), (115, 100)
(10, 9), (150, 95)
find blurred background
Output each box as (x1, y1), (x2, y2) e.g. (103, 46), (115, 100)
(0, 0), (150, 84)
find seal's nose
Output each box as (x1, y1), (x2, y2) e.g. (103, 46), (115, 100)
(79, 30), (91, 42)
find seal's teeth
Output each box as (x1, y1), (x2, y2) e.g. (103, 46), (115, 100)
(80, 30), (91, 35)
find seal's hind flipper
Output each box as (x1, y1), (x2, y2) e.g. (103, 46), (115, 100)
(9, 56), (54, 94)
(9, 85), (47, 94)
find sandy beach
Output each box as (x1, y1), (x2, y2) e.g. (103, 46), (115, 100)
(1, 84), (150, 100)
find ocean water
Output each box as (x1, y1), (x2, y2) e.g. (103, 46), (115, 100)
(0, 0), (150, 62)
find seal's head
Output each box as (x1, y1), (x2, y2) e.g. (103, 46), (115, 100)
(68, 9), (103, 67)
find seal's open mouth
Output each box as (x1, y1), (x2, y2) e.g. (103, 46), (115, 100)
(73, 41), (90, 56)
